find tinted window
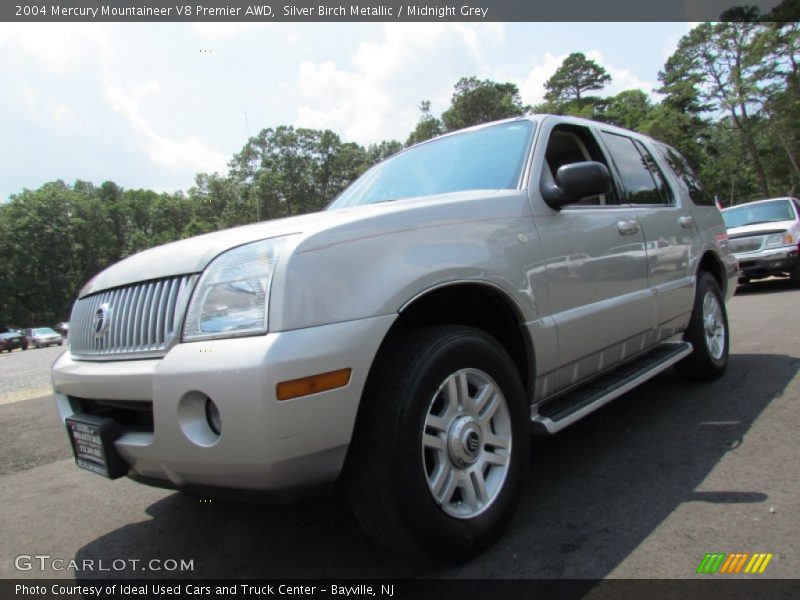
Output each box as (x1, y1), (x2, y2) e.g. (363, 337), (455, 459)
(328, 121), (534, 209)
(601, 132), (663, 205)
(722, 200), (796, 228)
(654, 144), (713, 206)
(634, 140), (672, 204)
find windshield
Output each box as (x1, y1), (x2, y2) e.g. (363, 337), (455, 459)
(327, 120), (535, 209)
(722, 199), (796, 229)
(34, 328), (57, 335)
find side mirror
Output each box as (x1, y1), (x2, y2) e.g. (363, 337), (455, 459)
(541, 161), (611, 210)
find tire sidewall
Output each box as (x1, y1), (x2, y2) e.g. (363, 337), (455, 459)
(390, 329), (529, 557)
(691, 273), (729, 370)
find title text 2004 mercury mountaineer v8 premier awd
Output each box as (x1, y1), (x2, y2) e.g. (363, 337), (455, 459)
(54, 115), (736, 559)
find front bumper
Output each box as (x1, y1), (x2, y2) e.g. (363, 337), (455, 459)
(734, 246), (799, 280)
(53, 314), (395, 495)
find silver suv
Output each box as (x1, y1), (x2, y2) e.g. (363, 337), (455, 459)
(53, 116), (736, 559)
(722, 197), (800, 285)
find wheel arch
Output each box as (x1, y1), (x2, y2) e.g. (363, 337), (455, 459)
(381, 281), (534, 398)
(697, 250), (727, 297)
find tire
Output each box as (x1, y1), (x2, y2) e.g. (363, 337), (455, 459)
(676, 272), (729, 381)
(790, 262), (800, 287)
(345, 325), (530, 561)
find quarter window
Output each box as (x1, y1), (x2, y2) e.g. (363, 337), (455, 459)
(654, 144), (713, 206)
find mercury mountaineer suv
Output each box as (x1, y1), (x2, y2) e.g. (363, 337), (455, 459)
(53, 115), (736, 559)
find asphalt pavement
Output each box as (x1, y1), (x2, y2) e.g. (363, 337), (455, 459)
(1, 280), (798, 580)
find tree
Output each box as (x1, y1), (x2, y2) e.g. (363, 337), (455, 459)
(662, 22), (774, 197)
(406, 100), (443, 145)
(441, 77), (528, 131)
(228, 126), (373, 220)
(544, 52), (611, 104)
(601, 89), (653, 130)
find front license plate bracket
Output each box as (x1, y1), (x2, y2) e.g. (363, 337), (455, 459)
(65, 414), (128, 479)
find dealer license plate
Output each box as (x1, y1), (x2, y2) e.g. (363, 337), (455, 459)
(65, 415), (127, 479)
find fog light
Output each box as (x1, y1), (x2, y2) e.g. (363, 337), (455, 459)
(205, 397), (222, 435)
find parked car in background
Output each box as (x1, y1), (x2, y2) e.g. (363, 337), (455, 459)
(1, 326), (31, 349)
(26, 327), (63, 348)
(722, 197), (800, 285)
(54, 322), (69, 337)
(0, 331), (28, 352)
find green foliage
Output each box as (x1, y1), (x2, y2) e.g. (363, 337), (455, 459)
(406, 100), (443, 146)
(599, 89), (653, 130)
(441, 77), (528, 131)
(544, 52), (610, 104)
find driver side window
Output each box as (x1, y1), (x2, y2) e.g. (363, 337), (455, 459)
(542, 125), (617, 206)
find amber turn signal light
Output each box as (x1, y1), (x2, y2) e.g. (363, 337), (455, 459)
(276, 368), (352, 401)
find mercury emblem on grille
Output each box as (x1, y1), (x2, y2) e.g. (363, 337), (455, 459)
(93, 303), (111, 338)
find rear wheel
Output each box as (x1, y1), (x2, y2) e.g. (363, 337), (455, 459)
(346, 326), (529, 560)
(676, 272), (729, 381)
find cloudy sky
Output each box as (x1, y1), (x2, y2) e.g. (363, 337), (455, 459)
(0, 22), (694, 201)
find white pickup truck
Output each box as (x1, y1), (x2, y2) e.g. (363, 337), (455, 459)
(53, 115), (736, 559)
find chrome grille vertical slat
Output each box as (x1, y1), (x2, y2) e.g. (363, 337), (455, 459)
(111, 288), (122, 350)
(68, 275), (195, 359)
(147, 281), (159, 347)
(112, 287), (129, 353)
(153, 280), (167, 349)
(129, 284), (144, 351)
(91, 294), (102, 352)
(122, 284), (137, 352)
(138, 283), (151, 349)
(164, 278), (179, 342)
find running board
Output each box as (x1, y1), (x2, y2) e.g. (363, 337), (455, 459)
(531, 341), (693, 434)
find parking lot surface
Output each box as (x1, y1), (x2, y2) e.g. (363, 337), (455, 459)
(0, 281), (798, 579)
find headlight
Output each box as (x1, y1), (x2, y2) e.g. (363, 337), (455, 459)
(766, 232), (793, 248)
(183, 236), (289, 341)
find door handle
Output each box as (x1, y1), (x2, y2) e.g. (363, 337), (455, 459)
(616, 220), (639, 236)
(678, 216), (695, 229)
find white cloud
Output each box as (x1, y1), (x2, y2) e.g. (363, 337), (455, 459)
(0, 23), (112, 69)
(293, 23), (501, 144)
(585, 50), (656, 98)
(517, 52), (570, 106)
(104, 85), (229, 174)
(191, 22), (273, 39)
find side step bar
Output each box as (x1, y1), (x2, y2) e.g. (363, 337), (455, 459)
(531, 341), (693, 434)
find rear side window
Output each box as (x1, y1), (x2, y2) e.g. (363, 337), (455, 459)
(600, 132), (668, 205)
(653, 144), (713, 206)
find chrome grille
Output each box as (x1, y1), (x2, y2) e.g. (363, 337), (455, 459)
(729, 236), (764, 254)
(69, 275), (196, 360)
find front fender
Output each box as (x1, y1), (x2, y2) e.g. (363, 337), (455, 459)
(268, 192), (547, 332)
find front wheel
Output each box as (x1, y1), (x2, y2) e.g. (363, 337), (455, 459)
(345, 326), (530, 560)
(676, 272), (729, 380)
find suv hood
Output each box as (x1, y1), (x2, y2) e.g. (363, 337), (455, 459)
(80, 211), (340, 297)
(726, 219), (796, 237)
(79, 190), (508, 297)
